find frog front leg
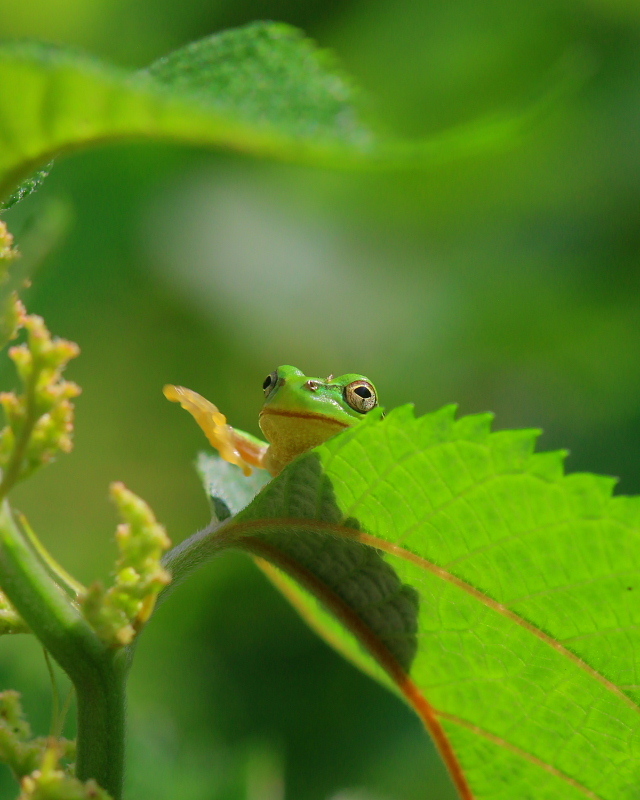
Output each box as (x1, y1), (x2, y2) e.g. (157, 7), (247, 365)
(163, 385), (268, 476)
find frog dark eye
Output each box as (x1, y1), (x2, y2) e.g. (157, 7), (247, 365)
(263, 370), (279, 397)
(344, 380), (377, 413)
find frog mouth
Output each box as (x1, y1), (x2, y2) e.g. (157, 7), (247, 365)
(259, 408), (349, 427)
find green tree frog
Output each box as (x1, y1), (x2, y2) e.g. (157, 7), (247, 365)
(164, 365), (379, 477)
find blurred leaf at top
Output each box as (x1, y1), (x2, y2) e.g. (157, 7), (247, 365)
(0, 20), (566, 208)
(144, 23), (370, 146)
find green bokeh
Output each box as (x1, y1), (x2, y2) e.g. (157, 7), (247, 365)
(1, 0), (639, 798)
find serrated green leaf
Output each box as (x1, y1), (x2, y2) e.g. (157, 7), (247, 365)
(0, 21), (569, 208)
(191, 405), (640, 800)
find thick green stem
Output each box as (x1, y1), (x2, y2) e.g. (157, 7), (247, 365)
(0, 501), (127, 798)
(75, 651), (127, 796)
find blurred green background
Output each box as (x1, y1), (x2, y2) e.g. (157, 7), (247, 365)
(2, 0), (640, 798)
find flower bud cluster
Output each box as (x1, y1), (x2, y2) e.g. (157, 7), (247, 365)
(81, 483), (171, 646)
(0, 692), (74, 781)
(19, 746), (110, 800)
(0, 314), (81, 488)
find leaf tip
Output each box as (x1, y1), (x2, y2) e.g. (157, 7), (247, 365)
(453, 411), (494, 442)
(488, 427), (541, 471)
(528, 448), (568, 481)
(564, 471), (618, 516)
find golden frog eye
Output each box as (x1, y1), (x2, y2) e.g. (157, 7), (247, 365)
(262, 370), (279, 398)
(344, 380), (377, 413)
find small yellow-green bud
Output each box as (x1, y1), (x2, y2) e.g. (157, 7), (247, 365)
(116, 567), (139, 587)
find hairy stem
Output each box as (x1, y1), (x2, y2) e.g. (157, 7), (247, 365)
(160, 518), (225, 601)
(0, 501), (127, 798)
(75, 651), (127, 796)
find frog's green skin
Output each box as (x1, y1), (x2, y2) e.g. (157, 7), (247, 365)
(164, 365), (378, 477)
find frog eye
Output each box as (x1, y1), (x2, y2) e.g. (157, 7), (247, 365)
(344, 380), (377, 413)
(262, 370), (279, 398)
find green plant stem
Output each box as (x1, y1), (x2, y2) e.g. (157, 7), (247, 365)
(0, 500), (126, 798)
(75, 651), (127, 795)
(160, 519), (225, 601)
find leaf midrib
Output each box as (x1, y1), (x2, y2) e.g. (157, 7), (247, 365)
(226, 518), (640, 713)
(354, 529), (640, 713)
